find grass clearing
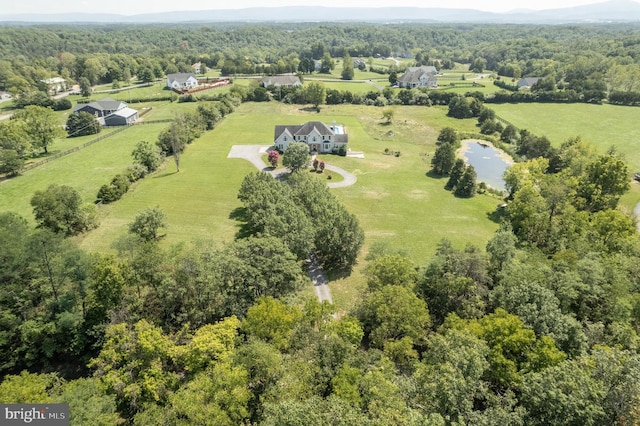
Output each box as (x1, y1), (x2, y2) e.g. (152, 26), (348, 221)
(491, 102), (640, 210)
(9, 99), (633, 314)
(0, 123), (168, 222)
(321, 80), (382, 94)
(72, 102), (501, 312)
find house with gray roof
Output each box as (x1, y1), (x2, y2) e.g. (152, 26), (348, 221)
(353, 59), (366, 69)
(73, 98), (137, 126)
(260, 75), (302, 88)
(73, 98), (127, 117)
(274, 121), (348, 154)
(397, 66), (438, 89)
(191, 62), (207, 74)
(166, 73), (199, 91)
(517, 77), (541, 89)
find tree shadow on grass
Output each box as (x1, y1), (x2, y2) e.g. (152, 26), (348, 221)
(325, 267), (354, 281)
(425, 170), (448, 180)
(151, 171), (176, 179)
(486, 206), (506, 224)
(228, 207), (254, 239)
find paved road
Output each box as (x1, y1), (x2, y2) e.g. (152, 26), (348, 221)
(635, 201), (640, 232)
(307, 252), (333, 304)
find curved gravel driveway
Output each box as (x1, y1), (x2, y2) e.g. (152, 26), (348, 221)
(228, 145), (357, 187)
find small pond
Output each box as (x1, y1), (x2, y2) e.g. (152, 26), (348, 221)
(460, 141), (513, 191)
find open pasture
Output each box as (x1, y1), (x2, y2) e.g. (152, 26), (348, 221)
(321, 80), (384, 94)
(0, 123), (168, 221)
(75, 103), (500, 265)
(491, 102), (640, 210)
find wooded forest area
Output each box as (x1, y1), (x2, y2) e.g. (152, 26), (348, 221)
(1, 21), (640, 425)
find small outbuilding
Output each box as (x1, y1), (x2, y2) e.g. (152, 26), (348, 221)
(517, 77), (541, 89)
(73, 97), (128, 118)
(104, 107), (139, 126)
(73, 97), (138, 126)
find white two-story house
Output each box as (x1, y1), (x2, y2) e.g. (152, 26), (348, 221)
(274, 121), (348, 154)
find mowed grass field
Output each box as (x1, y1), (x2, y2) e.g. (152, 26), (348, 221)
(0, 123), (169, 220)
(4, 99), (636, 312)
(77, 102), (500, 257)
(70, 102), (500, 311)
(491, 102), (640, 211)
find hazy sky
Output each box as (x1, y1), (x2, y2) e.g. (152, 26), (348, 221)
(2, 0), (626, 16)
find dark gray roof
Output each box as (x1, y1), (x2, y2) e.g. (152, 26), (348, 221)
(295, 121), (334, 136)
(260, 75), (301, 87)
(398, 66), (438, 84)
(274, 121), (347, 142)
(518, 77), (541, 87)
(94, 97), (125, 111)
(73, 97), (126, 113)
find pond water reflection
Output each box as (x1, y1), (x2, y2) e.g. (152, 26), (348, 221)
(460, 141), (513, 191)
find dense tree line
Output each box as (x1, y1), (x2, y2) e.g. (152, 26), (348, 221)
(1, 23), (639, 104)
(3, 138), (640, 424)
(2, 145), (640, 423)
(237, 170), (364, 272)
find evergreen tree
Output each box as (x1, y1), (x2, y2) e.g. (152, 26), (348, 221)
(446, 159), (466, 190)
(341, 53), (354, 80)
(455, 165), (477, 197)
(431, 143), (455, 176)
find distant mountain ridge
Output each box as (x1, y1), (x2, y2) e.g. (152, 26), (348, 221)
(2, 0), (640, 24)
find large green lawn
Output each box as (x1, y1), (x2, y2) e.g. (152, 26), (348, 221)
(71, 102), (501, 311)
(0, 123), (168, 222)
(492, 103), (640, 168)
(491, 102), (640, 211)
(321, 80), (384, 94)
(6, 99), (636, 313)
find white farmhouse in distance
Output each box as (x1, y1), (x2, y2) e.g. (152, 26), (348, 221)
(41, 77), (67, 95)
(166, 73), (199, 91)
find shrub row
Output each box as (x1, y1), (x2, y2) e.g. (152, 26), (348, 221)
(486, 89), (605, 104)
(96, 164), (147, 204)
